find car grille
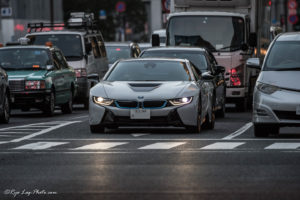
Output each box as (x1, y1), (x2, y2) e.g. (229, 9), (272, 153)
(143, 100), (167, 109)
(115, 101), (138, 108)
(9, 80), (25, 92)
(274, 110), (300, 120)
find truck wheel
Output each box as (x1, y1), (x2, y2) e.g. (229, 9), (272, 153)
(0, 94), (10, 124)
(43, 91), (55, 116)
(90, 125), (105, 133)
(61, 90), (73, 114)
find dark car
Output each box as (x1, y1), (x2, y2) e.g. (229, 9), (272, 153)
(140, 47), (226, 117)
(105, 42), (141, 67)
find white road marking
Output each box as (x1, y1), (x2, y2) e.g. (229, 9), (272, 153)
(201, 142), (245, 150)
(0, 132), (31, 134)
(0, 141), (8, 144)
(265, 143), (300, 149)
(13, 142), (68, 150)
(71, 115), (89, 120)
(139, 142), (186, 150)
(131, 134), (150, 137)
(75, 142), (128, 150)
(28, 138), (300, 141)
(0, 135), (10, 137)
(8, 129), (42, 131)
(222, 122), (253, 140)
(10, 121), (81, 143)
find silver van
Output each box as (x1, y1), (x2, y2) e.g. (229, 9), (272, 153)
(26, 12), (109, 108)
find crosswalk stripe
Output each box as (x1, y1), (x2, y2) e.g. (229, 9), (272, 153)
(139, 142), (186, 150)
(265, 143), (300, 149)
(75, 142), (128, 150)
(13, 142), (68, 150)
(201, 142), (245, 150)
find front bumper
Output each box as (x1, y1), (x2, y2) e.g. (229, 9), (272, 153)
(253, 88), (300, 127)
(89, 98), (198, 127)
(11, 90), (51, 108)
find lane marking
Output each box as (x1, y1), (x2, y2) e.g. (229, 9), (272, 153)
(0, 132), (31, 134)
(75, 142), (128, 150)
(0, 141), (8, 144)
(71, 115), (89, 120)
(131, 134), (150, 137)
(28, 138), (300, 141)
(222, 122), (253, 140)
(8, 129), (42, 131)
(265, 143), (300, 149)
(13, 142), (68, 150)
(201, 142), (245, 150)
(139, 142), (186, 150)
(10, 121), (81, 143)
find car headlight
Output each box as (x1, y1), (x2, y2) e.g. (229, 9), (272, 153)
(256, 82), (279, 94)
(25, 80), (46, 90)
(169, 97), (193, 106)
(93, 96), (114, 106)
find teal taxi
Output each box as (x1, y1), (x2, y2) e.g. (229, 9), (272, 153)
(0, 44), (77, 116)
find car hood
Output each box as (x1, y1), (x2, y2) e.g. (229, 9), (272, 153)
(258, 71), (300, 90)
(7, 70), (48, 80)
(93, 81), (198, 100)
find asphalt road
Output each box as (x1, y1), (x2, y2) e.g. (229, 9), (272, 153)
(0, 107), (300, 200)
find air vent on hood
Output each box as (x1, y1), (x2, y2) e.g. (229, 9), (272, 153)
(128, 83), (161, 87)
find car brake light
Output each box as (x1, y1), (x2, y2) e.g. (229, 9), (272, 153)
(75, 68), (87, 78)
(230, 68), (241, 86)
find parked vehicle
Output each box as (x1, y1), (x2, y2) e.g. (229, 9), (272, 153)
(156, 0), (265, 111)
(247, 32), (300, 137)
(89, 58), (215, 133)
(26, 12), (109, 108)
(105, 42), (141, 68)
(0, 66), (10, 123)
(140, 47), (226, 117)
(0, 45), (77, 116)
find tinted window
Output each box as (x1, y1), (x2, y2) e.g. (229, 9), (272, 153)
(0, 48), (51, 70)
(106, 60), (191, 81)
(106, 46), (131, 64)
(28, 34), (83, 61)
(141, 50), (208, 72)
(265, 41), (300, 71)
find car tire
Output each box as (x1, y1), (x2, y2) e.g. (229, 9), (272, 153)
(0, 94), (10, 124)
(90, 125), (105, 133)
(43, 91), (55, 116)
(254, 124), (279, 137)
(61, 90), (73, 114)
(186, 102), (202, 133)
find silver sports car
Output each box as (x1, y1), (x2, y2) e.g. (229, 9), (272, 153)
(89, 58), (215, 133)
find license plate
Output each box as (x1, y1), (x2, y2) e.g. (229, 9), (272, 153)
(130, 109), (150, 119)
(297, 105), (300, 115)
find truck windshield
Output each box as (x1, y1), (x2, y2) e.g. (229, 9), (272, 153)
(264, 41), (300, 71)
(167, 16), (244, 52)
(0, 48), (50, 70)
(28, 34), (83, 61)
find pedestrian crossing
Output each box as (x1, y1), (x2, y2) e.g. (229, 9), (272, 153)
(1, 141), (300, 152)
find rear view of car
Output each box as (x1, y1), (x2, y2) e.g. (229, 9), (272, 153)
(248, 32), (300, 137)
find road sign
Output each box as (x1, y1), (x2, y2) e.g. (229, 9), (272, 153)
(288, 15), (299, 24)
(288, 0), (298, 9)
(1, 7), (12, 17)
(99, 10), (106, 20)
(116, 1), (126, 13)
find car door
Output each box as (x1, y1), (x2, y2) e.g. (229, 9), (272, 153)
(51, 51), (66, 104)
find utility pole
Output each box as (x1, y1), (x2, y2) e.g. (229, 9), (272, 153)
(50, 0), (54, 24)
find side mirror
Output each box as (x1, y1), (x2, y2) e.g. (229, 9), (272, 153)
(215, 65), (225, 74)
(87, 73), (99, 81)
(152, 34), (160, 47)
(246, 58), (260, 70)
(46, 65), (55, 71)
(202, 72), (214, 81)
(85, 43), (92, 54)
(249, 33), (257, 47)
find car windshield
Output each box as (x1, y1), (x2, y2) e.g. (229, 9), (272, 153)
(141, 50), (208, 72)
(106, 46), (131, 64)
(28, 34), (83, 61)
(167, 16), (244, 52)
(106, 60), (191, 81)
(264, 41), (300, 71)
(0, 48), (50, 70)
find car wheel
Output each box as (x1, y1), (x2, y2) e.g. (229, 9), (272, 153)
(254, 124), (279, 137)
(61, 90), (73, 114)
(0, 94), (10, 124)
(43, 91), (55, 116)
(186, 102), (202, 133)
(90, 125), (105, 133)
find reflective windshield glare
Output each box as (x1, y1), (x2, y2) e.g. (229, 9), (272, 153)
(106, 60), (191, 81)
(0, 49), (50, 70)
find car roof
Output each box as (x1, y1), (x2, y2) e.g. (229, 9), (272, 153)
(0, 45), (51, 50)
(277, 32), (300, 41)
(143, 46), (206, 52)
(168, 11), (246, 19)
(119, 58), (188, 63)
(26, 31), (87, 36)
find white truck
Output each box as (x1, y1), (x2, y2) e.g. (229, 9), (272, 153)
(164, 0), (262, 110)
